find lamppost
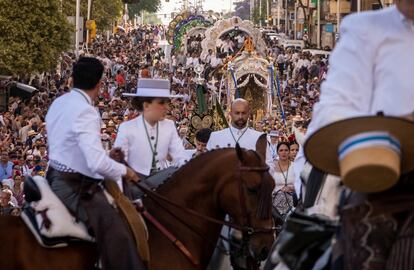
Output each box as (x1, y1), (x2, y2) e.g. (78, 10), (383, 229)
(86, 0), (92, 49)
(294, 0), (297, 39)
(317, 0), (320, 48)
(285, 0), (288, 35)
(75, 0), (81, 57)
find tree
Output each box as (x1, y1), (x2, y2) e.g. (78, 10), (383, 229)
(62, 0), (124, 31)
(0, 0), (72, 76)
(252, 6), (261, 24)
(127, 0), (161, 19)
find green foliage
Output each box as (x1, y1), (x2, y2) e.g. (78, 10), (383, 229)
(62, 0), (124, 30)
(252, 6), (261, 24)
(0, 0), (72, 75)
(127, 0), (161, 18)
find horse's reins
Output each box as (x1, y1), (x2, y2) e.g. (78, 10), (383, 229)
(133, 165), (275, 234)
(123, 158), (275, 268)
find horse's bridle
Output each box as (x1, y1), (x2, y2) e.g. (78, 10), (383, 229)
(134, 163), (275, 235)
(130, 159), (275, 268)
(238, 164), (274, 234)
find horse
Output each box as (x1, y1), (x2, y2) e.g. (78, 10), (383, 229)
(0, 145), (275, 270)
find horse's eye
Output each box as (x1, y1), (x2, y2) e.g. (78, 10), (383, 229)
(247, 186), (259, 194)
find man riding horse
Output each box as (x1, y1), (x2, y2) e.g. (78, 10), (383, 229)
(295, 1), (414, 269)
(45, 57), (145, 270)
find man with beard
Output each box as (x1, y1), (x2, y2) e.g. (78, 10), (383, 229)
(207, 99), (271, 162)
(206, 98), (272, 270)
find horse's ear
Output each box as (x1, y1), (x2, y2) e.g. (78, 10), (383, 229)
(235, 143), (244, 162)
(255, 133), (268, 161)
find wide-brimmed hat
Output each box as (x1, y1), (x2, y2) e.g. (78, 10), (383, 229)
(304, 115), (414, 193)
(123, 78), (183, 98)
(269, 130), (279, 137)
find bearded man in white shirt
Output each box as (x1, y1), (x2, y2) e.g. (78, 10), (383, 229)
(46, 57), (145, 270)
(207, 98), (273, 165)
(294, 1), (414, 269)
(206, 98), (272, 269)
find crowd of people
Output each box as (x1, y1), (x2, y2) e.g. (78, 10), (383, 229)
(0, 22), (329, 218)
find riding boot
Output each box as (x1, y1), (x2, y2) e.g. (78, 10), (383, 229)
(82, 188), (146, 270)
(47, 168), (146, 270)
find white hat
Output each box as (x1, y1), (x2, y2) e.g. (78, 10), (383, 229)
(269, 130), (279, 137)
(123, 78), (183, 98)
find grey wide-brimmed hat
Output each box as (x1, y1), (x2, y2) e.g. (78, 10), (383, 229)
(122, 78), (183, 98)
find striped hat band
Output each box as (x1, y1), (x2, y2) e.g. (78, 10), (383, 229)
(338, 131), (401, 161)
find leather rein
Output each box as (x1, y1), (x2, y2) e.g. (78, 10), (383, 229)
(135, 164), (274, 234)
(132, 162), (275, 266)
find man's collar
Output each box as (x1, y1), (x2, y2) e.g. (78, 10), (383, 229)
(230, 125), (248, 133)
(72, 88), (92, 105)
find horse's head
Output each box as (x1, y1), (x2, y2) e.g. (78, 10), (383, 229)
(217, 144), (275, 261)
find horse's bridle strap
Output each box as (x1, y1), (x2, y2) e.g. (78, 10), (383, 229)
(239, 166), (269, 172)
(133, 181), (274, 234)
(139, 207), (199, 266)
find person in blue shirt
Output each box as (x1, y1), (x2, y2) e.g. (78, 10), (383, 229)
(0, 152), (13, 180)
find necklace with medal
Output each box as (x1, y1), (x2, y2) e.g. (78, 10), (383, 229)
(142, 115), (159, 174)
(278, 161), (290, 186)
(229, 125), (248, 144)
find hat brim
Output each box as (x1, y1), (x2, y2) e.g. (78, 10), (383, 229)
(304, 116), (414, 175)
(122, 93), (184, 98)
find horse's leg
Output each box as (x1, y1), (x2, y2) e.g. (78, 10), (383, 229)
(0, 217), (96, 270)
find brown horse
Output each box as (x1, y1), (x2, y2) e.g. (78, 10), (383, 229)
(0, 146), (275, 270)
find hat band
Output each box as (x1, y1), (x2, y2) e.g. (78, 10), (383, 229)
(125, 88), (173, 97)
(338, 131), (401, 160)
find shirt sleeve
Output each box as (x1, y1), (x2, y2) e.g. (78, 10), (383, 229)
(265, 143), (274, 168)
(168, 122), (188, 166)
(206, 132), (216, 150)
(307, 14), (376, 136)
(74, 107), (126, 181)
(294, 14), (376, 195)
(113, 123), (129, 163)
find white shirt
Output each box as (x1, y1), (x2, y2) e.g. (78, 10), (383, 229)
(185, 57), (194, 68)
(294, 6), (414, 194)
(207, 125), (273, 166)
(114, 115), (187, 176)
(271, 164), (296, 192)
(46, 89), (126, 180)
(211, 57), (222, 68)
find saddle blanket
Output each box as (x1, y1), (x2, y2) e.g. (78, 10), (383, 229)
(21, 176), (94, 246)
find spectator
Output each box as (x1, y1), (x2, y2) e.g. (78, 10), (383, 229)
(0, 152), (13, 180)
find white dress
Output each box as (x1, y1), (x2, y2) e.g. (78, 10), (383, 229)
(271, 162), (296, 193)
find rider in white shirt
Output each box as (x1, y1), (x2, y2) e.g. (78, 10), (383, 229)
(46, 57), (143, 270)
(115, 79), (187, 178)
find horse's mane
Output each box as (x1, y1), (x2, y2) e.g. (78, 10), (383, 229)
(149, 147), (272, 219)
(151, 148), (235, 192)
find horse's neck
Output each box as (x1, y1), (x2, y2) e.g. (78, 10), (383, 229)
(145, 151), (232, 265)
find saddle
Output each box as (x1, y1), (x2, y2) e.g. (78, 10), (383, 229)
(125, 167), (179, 200)
(21, 176), (94, 248)
(20, 168), (178, 261)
